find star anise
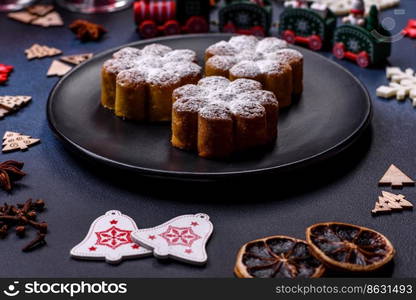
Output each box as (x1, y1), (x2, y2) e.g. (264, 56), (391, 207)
(69, 19), (107, 42)
(0, 160), (25, 191)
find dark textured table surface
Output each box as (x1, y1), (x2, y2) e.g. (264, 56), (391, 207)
(0, 1), (415, 278)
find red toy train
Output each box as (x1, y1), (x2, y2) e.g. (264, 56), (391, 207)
(134, 0), (210, 38)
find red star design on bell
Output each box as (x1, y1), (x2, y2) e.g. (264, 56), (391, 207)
(148, 235), (156, 240)
(191, 222), (199, 226)
(159, 226), (201, 247)
(132, 244), (140, 249)
(95, 226), (133, 250)
(185, 249), (193, 254)
(110, 219), (118, 224)
(89, 246), (97, 251)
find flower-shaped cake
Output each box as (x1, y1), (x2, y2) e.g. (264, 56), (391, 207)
(205, 36), (303, 108)
(172, 76), (279, 158)
(101, 44), (202, 121)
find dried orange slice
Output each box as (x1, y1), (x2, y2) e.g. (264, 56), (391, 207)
(234, 235), (325, 278)
(306, 222), (395, 272)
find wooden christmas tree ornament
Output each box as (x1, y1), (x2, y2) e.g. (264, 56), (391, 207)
(47, 60), (72, 77)
(372, 191), (413, 215)
(60, 53), (93, 65)
(382, 191), (413, 208)
(31, 12), (64, 27)
(379, 164), (415, 188)
(25, 44), (62, 60)
(0, 96), (31, 119)
(27, 5), (54, 16)
(371, 202), (391, 214)
(2, 131), (40, 152)
(7, 11), (38, 24)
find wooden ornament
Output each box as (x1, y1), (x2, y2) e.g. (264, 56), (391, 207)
(379, 164), (415, 188)
(2, 131), (40, 153)
(70, 210), (152, 264)
(132, 213), (213, 265)
(60, 53), (93, 65)
(47, 60), (72, 77)
(371, 202), (391, 214)
(378, 196), (402, 210)
(0, 96), (31, 117)
(7, 11), (38, 24)
(27, 5), (54, 16)
(381, 191), (413, 209)
(31, 12), (64, 27)
(0, 108), (9, 119)
(372, 191), (413, 215)
(25, 44), (62, 60)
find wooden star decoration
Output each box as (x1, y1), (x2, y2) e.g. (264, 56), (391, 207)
(2, 131), (40, 153)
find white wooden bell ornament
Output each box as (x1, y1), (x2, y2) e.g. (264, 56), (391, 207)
(132, 213), (214, 265)
(70, 210), (152, 264)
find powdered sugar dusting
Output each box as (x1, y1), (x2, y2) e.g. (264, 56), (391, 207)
(103, 58), (137, 74)
(229, 100), (265, 118)
(205, 36), (295, 78)
(229, 35), (258, 51)
(105, 44), (201, 87)
(230, 61), (261, 78)
(113, 47), (142, 59)
(173, 76), (278, 120)
(266, 49), (303, 64)
(206, 41), (238, 57)
(116, 69), (146, 87)
(206, 55), (237, 71)
(256, 60), (287, 74)
(256, 37), (288, 54)
(199, 101), (232, 120)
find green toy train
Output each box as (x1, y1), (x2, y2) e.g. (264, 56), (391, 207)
(219, 0), (273, 37)
(279, 3), (391, 67)
(279, 7), (336, 51)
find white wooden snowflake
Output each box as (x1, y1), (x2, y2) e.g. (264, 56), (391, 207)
(376, 67), (416, 107)
(314, 0), (400, 15)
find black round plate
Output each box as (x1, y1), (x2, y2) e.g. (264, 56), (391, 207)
(47, 33), (371, 180)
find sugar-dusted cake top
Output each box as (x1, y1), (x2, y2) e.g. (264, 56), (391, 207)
(104, 44), (201, 86)
(206, 36), (302, 78)
(173, 76), (278, 120)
